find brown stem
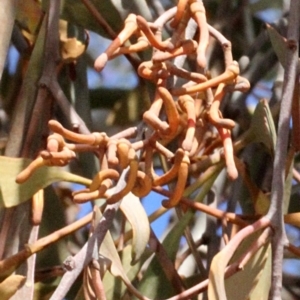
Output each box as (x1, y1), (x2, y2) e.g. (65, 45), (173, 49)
(162, 154), (190, 208)
(178, 95), (196, 151)
(189, 0), (209, 68)
(153, 39), (198, 62)
(218, 127), (238, 180)
(152, 186), (248, 227)
(157, 86), (180, 138)
(105, 149), (138, 204)
(136, 15), (173, 51)
(208, 83), (236, 129)
(153, 148), (185, 186)
(90, 260), (107, 300)
(170, 0), (188, 28)
(171, 61), (239, 96)
(48, 120), (108, 146)
(94, 14), (138, 72)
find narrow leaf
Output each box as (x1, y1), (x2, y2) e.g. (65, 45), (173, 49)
(225, 243), (271, 300)
(266, 23), (287, 68)
(250, 99), (277, 155)
(138, 210), (193, 299)
(102, 245), (150, 299)
(120, 192), (150, 264)
(0, 156), (91, 208)
(208, 230), (271, 300)
(99, 224), (147, 300)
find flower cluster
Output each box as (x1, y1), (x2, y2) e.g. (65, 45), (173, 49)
(16, 0), (250, 208)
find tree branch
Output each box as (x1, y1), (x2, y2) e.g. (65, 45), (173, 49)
(49, 204), (118, 300)
(266, 2), (300, 299)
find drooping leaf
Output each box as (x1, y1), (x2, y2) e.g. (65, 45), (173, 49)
(4, 15), (46, 156)
(254, 191), (270, 215)
(266, 23), (287, 68)
(61, 0), (124, 39)
(0, 156), (91, 208)
(138, 210), (193, 299)
(120, 192), (150, 264)
(250, 99), (277, 156)
(0, 275), (26, 299)
(248, 245), (272, 300)
(208, 230), (271, 300)
(102, 245), (151, 299)
(98, 219), (148, 300)
(225, 241), (271, 300)
(61, 0), (153, 40)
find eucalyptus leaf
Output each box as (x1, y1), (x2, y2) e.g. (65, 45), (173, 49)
(225, 240), (271, 300)
(248, 245), (272, 300)
(138, 210), (193, 299)
(102, 245), (150, 299)
(120, 192), (150, 264)
(250, 99), (277, 156)
(208, 230), (271, 300)
(61, 0), (153, 40)
(267, 23), (287, 68)
(61, 0), (122, 39)
(4, 15), (46, 156)
(99, 225), (147, 300)
(0, 156), (91, 208)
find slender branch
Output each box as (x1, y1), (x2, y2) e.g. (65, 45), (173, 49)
(149, 230), (185, 294)
(266, 2), (300, 299)
(49, 81), (91, 134)
(90, 260), (107, 300)
(152, 186), (248, 227)
(49, 204), (118, 300)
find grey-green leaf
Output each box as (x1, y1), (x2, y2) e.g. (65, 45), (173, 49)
(267, 23), (287, 68)
(120, 192), (150, 264)
(250, 99), (277, 156)
(0, 156), (91, 208)
(138, 210), (193, 299)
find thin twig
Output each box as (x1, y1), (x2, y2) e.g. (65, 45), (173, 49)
(152, 186), (248, 227)
(49, 204), (118, 300)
